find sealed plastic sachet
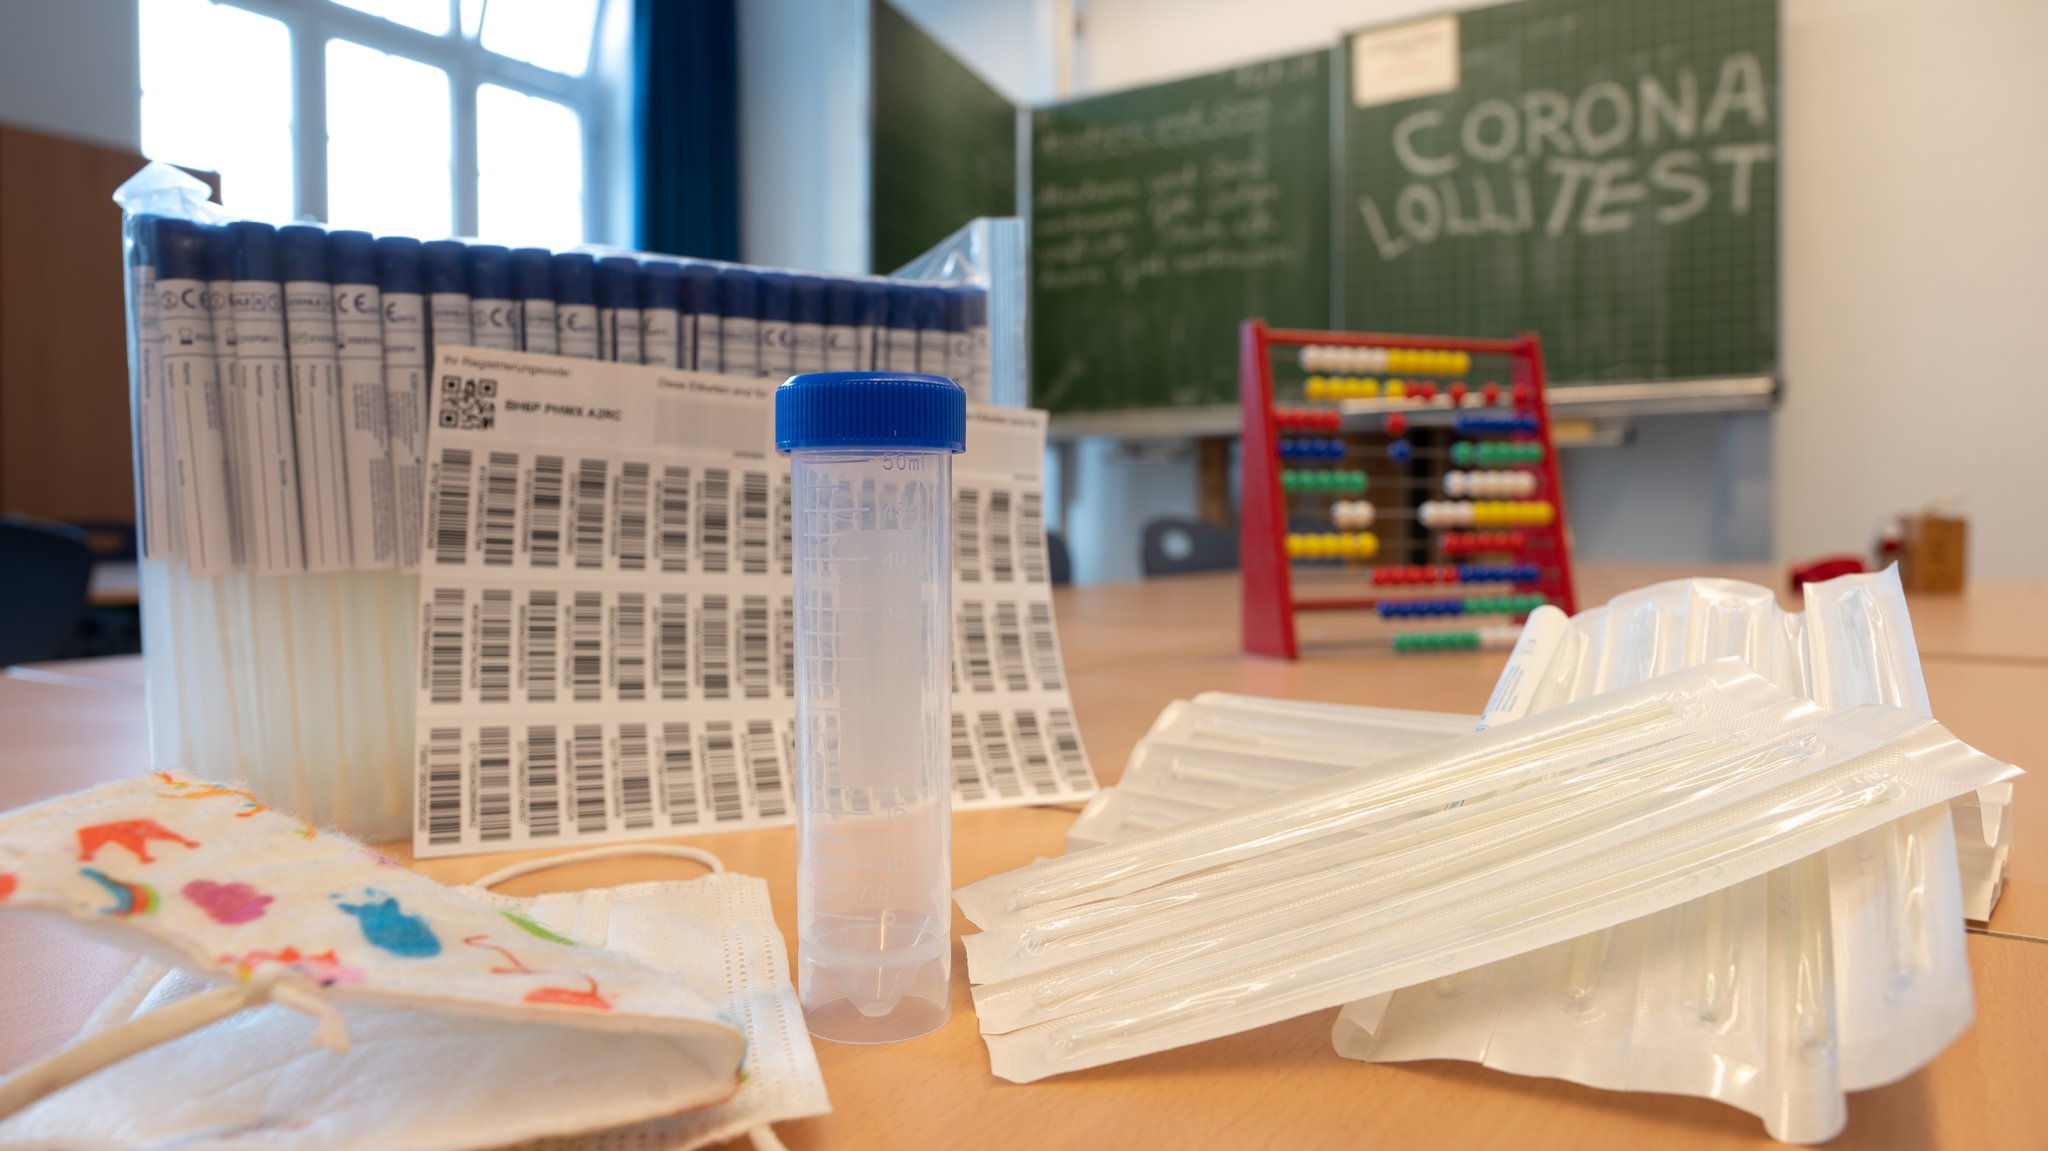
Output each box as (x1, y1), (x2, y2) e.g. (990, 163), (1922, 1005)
(956, 663), (2014, 1089)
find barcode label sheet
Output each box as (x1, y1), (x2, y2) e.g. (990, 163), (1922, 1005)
(414, 348), (1092, 857)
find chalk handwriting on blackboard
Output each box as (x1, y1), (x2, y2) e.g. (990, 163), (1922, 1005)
(1357, 53), (1773, 258)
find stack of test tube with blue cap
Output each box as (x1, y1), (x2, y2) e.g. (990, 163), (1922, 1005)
(119, 184), (999, 843)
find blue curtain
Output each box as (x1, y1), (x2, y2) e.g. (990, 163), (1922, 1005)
(635, 0), (739, 259)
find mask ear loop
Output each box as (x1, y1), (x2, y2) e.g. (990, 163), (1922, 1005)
(0, 968), (342, 1121)
(471, 844), (792, 1151)
(471, 844), (726, 889)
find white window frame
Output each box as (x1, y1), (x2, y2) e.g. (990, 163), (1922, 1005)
(155, 0), (633, 244)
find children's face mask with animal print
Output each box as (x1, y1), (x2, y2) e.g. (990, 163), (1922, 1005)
(0, 776), (828, 1151)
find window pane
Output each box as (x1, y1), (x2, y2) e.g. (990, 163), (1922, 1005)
(327, 41), (452, 239)
(139, 0), (294, 223)
(477, 85), (584, 248)
(332, 0), (449, 36)
(480, 0), (598, 75)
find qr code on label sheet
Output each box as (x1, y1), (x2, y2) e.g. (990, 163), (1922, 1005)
(440, 375), (498, 431)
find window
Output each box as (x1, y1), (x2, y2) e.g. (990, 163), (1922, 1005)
(138, 0), (626, 245)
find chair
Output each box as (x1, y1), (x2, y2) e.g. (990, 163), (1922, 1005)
(0, 515), (94, 666)
(1140, 517), (1238, 577)
(1046, 528), (1073, 587)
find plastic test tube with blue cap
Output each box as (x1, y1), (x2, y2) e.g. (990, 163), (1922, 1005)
(513, 247), (557, 355)
(882, 284), (920, 372)
(680, 262), (718, 370)
(944, 287), (977, 399)
(330, 230), (396, 567)
(423, 239), (472, 358)
(279, 224), (351, 571)
(376, 236), (428, 571)
(598, 255), (642, 363)
(778, 370), (966, 1044)
(202, 226), (247, 562)
(227, 221), (303, 573)
(639, 260), (683, 367)
(791, 276), (827, 374)
(823, 280), (863, 371)
(126, 215), (179, 558)
(757, 271), (794, 378)
(964, 287), (990, 400)
(718, 266), (759, 376)
(468, 244), (519, 351)
(553, 252), (598, 359)
(914, 286), (950, 377)
(157, 219), (241, 573)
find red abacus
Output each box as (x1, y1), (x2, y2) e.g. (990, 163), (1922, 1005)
(1240, 325), (1577, 659)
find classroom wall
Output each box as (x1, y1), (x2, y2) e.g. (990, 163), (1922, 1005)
(1774, 0), (2048, 578)
(0, 0), (140, 152)
(737, 0), (873, 273)
(1062, 0), (2048, 579)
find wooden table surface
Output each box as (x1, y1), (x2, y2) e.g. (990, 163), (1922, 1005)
(2, 564), (2042, 1149)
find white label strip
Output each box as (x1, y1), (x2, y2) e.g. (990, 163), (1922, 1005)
(335, 281), (397, 568)
(414, 348), (1091, 857)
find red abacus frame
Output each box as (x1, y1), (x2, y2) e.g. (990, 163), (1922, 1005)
(1239, 321), (1579, 659)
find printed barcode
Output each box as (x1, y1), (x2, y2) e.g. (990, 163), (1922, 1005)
(616, 460), (650, 571)
(424, 726), (462, 845)
(699, 469), (730, 573)
(1047, 708), (1092, 790)
(571, 591), (603, 702)
(476, 725), (512, 841)
(744, 719), (786, 818)
(525, 590), (558, 703)
(433, 447), (473, 563)
(615, 592), (647, 702)
(775, 480), (793, 576)
(478, 588), (512, 703)
(528, 455), (564, 567)
(658, 465), (689, 572)
(660, 721), (698, 825)
(573, 458), (608, 569)
(525, 725), (561, 837)
(956, 489), (982, 582)
(700, 594), (730, 700)
(778, 594), (794, 699)
(740, 594), (770, 700)
(657, 592), (689, 701)
(427, 587), (464, 705)
(481, 451), (519, 566)
(617, 722), (653, 830)
(994, 602), (1030, 692)
(960, 601), (995, 693)
(740, 471), (770, 576)
(1028, 602), (1064, 690)
(571, 723), (607, 834)
(950, 712), (984, 801)
(988, 489), (1014, 582)
(1013, 710), (1059, 795)
(1020, 492), (1047, 583)
(703, 722), (743, 822)
(975, 711), (1022, 797)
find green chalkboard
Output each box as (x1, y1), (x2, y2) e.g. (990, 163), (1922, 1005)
(1339, 0), (1778, 383)
(1031, 51), (1331, 413)
(871, 2), (1018, 274)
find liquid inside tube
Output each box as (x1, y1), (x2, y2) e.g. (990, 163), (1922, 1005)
(793, 447), (953, 1043)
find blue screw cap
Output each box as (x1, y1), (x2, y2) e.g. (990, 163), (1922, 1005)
(775, 372), (965, 454)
